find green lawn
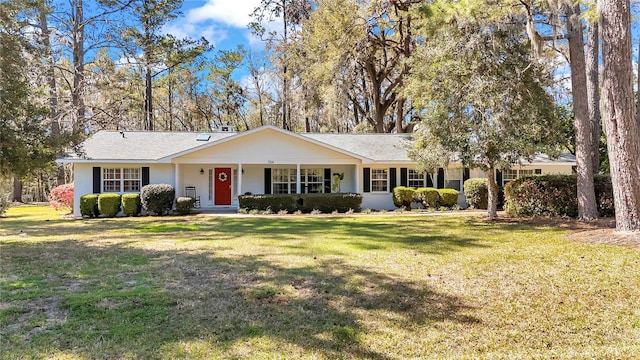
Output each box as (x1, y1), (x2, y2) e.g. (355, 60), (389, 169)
(1, 206), (638, 359)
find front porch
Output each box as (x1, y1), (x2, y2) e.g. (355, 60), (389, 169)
(174, 163), (360, 209)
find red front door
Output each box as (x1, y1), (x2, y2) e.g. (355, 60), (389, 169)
(214, 168), (232, 205)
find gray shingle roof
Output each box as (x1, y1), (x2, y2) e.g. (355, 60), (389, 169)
(62, 131), (236, 161)
(60, 126), (575, 165)
(301, 133), (413, 162)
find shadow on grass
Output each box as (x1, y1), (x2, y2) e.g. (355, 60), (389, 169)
(1, 238), (479, 359)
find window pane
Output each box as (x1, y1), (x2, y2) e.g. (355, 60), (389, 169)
(408, 169), (424, 188)
(371, 169), (388, 192)
(520, 169), (534, 177)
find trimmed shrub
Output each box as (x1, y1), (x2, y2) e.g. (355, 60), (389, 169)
(175, 196), (195, 215)
(464, 178), (488, 209)
(80, 194), (99, 218)
(504, 174), (615, 218)
(238, 193), (362, 213)
(504, 175), (578, 217)
(238, 194), (297, 213)
(392, 186), (416, 209)
(98, 193), (121, 218)
(297, 193), (362, 213)
(437, 189), (459, 207)
(49, 183), (74, 212)
(141, 184), (175, 215)
(121, 193), (142, 216)
(415, 187), (439, 208)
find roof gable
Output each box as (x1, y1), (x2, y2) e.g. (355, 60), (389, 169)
(171, 126), (371, 164)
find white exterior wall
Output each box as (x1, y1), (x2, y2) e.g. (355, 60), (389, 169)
(72, 163), (174, 217)
(72, 163), (94, 217)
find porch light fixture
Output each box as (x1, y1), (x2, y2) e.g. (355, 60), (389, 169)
(200, 168), (204, 175)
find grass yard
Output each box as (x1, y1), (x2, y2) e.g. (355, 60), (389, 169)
(1, 206), (639, 359)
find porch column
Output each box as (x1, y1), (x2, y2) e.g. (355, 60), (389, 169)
(174, 163), (180, 196)
(296, 163), (301, 194)
(237, 163), (243, 198)
(355, 163), (361, 193)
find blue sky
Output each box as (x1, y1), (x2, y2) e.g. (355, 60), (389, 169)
(164, 0), (269, 52)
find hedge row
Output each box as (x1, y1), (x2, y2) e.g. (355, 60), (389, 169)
(392, 186), (460, 209)
(504, 174), (614, 217)
(80, 184), (195, 218)
(238, 193), (362, 213)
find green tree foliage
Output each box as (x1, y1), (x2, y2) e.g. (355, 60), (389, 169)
(406, 1), (562, 218)
(0, 1), (55, 182)
(296, 0), (420, 133)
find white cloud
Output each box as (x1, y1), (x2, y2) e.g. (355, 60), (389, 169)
(162, 22), (228, 46)
(187, 0), (262, 28)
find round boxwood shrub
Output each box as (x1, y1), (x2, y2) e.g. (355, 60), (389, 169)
(464, 178), (488, 209)
(141, 184), (175, 215)
(121, 193), (141, 216)
(98, 193), (121, 218)
(437, 189), (459, 207)
(415, 187), (439, 208)
(80, 194), (99, 218)
(393, 186), (416, 209)
(175, 196), (195, 215)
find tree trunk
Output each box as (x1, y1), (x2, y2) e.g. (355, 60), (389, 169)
(586, 17), (600, 174)
(566, 4), (598, 220)
(145, 66), (153, 130)
(72, 0), (85, 132)
(12, 177), (23, 203)
(598, 0), (640, 232)
(39, 10), (65, 186)
(487, 167), (499, 219)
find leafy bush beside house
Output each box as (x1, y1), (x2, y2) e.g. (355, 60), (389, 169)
(98, 193), (121, 218)
(121, 193), (142, 216)
(141, 184), (175, 215)
(392, 186), (416, 210)
(175, 196), (195, 215)
(80, 194), (99, 218)
(437, 189), (459, 207)
(504, 174), (614, 218)
(238, 193), (362, 213)
(464, 178), (488, 209)
(49, 183), (74, 212)
(415, 187), (439, 208)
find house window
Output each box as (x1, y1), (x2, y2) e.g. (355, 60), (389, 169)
(273, 168), (297, 194)
(446, 168), (463, 191)
(408, 169), (425, 188)
(502, 169), (518, 186)
(501, 169), (538, 186)
(103, 167), (140, 192)
(301, 168), (323, 193)
(371, 169), (388, 192)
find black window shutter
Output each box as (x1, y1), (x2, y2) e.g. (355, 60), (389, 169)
(264, 168), (272, 194)
(427, 173), (434, 187)
(463, 167), (470, 183)
(389, 168), (397, 192)
(437, 168), (445, 189)
(400, 168), (408, 187)
(142, 167), (150, 187)
(324, 168), (331, 193)
(363, 167), (371, 193)
(496, 170), (503, 186)
(535, 169), (542, 175)
(93, 167), (101, 193)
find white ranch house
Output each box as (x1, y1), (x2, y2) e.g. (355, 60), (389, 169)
(60, 125), (576, 217)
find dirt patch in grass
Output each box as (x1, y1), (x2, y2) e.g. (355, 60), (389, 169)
(489, 216), (639, 248)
